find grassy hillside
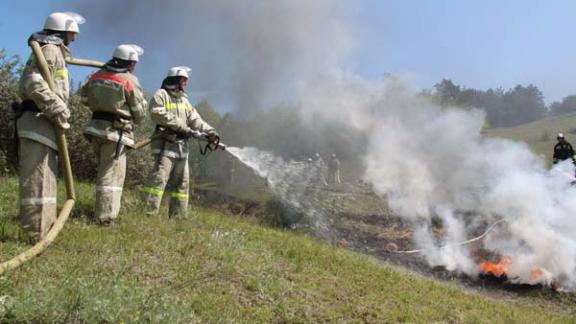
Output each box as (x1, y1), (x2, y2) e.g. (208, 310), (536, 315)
(0, 178), (573, 322)
(485, 112), (576, 165)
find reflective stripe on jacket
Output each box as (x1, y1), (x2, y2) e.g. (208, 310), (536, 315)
(148, 89), (214, 160)
(18, 42), (70, 150)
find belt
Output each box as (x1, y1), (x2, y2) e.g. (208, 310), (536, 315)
(91, 111), (117, 122)
(155, 125), (187, 140)
(21, 100), (40, 113)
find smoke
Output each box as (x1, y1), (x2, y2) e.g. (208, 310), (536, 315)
(298, 72), (576, 289)
(61, 0), (352, 114)
(60, 1), (576, 289)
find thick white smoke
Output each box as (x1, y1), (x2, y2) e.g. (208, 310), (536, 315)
(61, 1), (576, 289)
(299, 72), (576, 289)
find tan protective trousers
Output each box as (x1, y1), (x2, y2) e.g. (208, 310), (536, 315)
(19, 138), (57, 241)
(92, 137), (126, 222)
(142, 154), (189, 217)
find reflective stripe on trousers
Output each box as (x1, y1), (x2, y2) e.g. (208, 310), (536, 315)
(142, 186), (164, 196)
(21, 197), (57, 205)
(143, 154), (190, 217)
(19, 138), (57, 240)
(170, 192), (189, 199)
(92, 138), (126, 221)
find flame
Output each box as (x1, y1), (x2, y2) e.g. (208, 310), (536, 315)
(530, 269), (543, 281)
(479, 256), (512, 277)
(478, 254), (565, 291)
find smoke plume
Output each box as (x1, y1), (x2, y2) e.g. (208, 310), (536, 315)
(61, 0), (351, 114)
(299, 71), (576, 289)
(59, 1), (576, 289)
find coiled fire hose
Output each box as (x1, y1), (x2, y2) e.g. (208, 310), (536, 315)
(0, 43), (103, 275)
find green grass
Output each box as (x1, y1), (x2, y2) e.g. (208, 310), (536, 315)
(484, 112), (576, 166)
(0, 178), (574, 322)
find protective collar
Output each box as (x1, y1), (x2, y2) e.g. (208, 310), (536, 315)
(166, 89), (186, 98)
(104, 63), (130, 73)
(28, 32), (64, 46)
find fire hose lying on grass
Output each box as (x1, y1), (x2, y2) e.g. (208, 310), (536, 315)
(387, 219), (506, 254)
(0, 45), (104, 275)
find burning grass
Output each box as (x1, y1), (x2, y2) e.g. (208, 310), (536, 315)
(480, 256), (512, 278)
(0, 177), (575, 321)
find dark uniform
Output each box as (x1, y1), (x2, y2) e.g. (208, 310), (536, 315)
(553, 140), (574, 164)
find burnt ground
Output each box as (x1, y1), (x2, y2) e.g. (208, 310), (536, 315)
(196, 186), (576, 315)
(329, 210), (576, 315)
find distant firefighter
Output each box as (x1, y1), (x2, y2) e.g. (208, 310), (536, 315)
(314, 153), (328, 186)
(553, 133), (575, 164)
(226, 155), (236, 185)
(328, 153), (341, 184)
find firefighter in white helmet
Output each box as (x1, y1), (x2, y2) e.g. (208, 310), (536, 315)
(80, 44), (147, 225)
(16, 12), (84, 242)
(142, 66), (219, 217)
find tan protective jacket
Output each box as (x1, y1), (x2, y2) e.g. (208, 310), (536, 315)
(18, 36), (70, 150)
(149, 89), (214, 159)
(81, 69), (147, 147)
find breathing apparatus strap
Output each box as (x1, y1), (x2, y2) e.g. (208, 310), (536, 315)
(114, 129), (124, 160)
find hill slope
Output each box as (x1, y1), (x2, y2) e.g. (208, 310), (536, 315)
(485, 112), (576, 165)
(0, 178), (573, 322)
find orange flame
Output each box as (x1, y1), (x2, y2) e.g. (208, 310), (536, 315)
(480, 256), (512, 277)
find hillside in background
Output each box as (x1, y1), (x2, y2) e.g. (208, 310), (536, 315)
(484, 112), (576, 165)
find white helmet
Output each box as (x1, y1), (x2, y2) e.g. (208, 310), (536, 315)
(44, 12), (85, 34)
(558, 133), (565, 139)
(113, 44), (144, 62)
(167, 66), (191, 79)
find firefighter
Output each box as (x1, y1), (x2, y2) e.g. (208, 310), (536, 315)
(315, 153), (328, 186)
(553, 133), (575, 164)
(142, 66), (219, 217)
(328, 153), (342, 184)
(80, 44), (147, 225)
(17, 12), (84, 242)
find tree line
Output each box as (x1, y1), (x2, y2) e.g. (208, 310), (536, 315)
(432, 79), (576, 128)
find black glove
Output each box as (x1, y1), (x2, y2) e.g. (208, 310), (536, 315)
(206, 130), (220, 143)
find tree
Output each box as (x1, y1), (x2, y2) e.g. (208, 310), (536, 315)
(549, 95), (576, 116)
(0, 50), (21, 174)
(431, 79), (547, 128)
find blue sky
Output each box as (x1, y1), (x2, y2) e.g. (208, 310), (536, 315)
(2, 0), (576, 104)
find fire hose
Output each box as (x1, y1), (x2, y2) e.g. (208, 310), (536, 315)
(132, 130), (227, 153)
(62, 59), (223, 155)
(388, 219), (506, 254)
(0, 44), (102, 275)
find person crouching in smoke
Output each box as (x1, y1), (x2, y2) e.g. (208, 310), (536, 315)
(81, 44), (147, 225)
(142, 66), (220, 218)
